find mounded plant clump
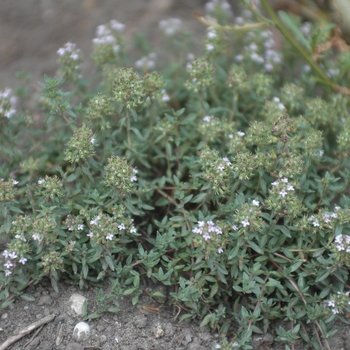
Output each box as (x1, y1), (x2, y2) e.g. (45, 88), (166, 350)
(2, 1), (350, 349)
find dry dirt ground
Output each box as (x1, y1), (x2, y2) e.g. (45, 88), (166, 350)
(1, 1), (350, 349)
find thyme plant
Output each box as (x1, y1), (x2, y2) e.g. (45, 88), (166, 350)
(1, 1), (350, 349)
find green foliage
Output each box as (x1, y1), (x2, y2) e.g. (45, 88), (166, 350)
(2, 1), (350, 349)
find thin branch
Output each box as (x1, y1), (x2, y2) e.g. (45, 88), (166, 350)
(0, 314), (55, 350)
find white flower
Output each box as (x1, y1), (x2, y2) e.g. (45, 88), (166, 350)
(159, 18), (182, 36)
(109, 19), (125, 32)
(90, 216), (101, 225)
(203, 115), (212, 122)
(19, 257), (27, 265)
(130, 175), (137, 182)
(279, 189), (287, 197)
(38, 178), (45, 185)
(78, 224), (84, 231)
(90, 138), (95, 144)
(237, 131), (245, 137)
(8, 251), (17, 259)
(118, 223), (126, 230)
(218, 164), (225, 171)
(232, 225), (238, 231)
(235, 17), (244, 25)
(4, 261), (13, 269)
(206, 43), (214, 51)
(12, 180), (19, 185)
(222, 157), (231, 165)
(130, 227), (137, 234)
(241, 219), (250, 227)
(207, 28), (217, 39)
(18, 234), (26, 242)
(87, 232), (94, 238)
(281, 178), (288, 183)
(252, 200), (259, 206)
(203, 233), (211, 241)
(161, 90), (170, 102)
(106, 233), (113, 240)
(5, 270), (12, 276)
(2, 250), (9, 258)
(249, 43), (258, 51)
(265, 63), (273, 72)
(287, 184), (294, 191)
(32, 233), (41, 241)
(271, 181), (279, 186)
(217, 247), (224, 254)
(312, 220), (319, 227)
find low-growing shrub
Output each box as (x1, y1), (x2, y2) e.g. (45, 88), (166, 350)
(2, 1), (350, 348)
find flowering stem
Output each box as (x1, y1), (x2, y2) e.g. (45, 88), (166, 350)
(126, 109), (131, 146)
(259, 0), (335, 90)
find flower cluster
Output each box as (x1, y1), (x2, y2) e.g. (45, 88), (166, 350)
(88, 213), (120, 246)
(92, 20), (125, 66)
(204, 0), (233, 18)
(20, 157), (40, 174)
(337, 118), (350, 151)
(204, 26), (226, 55)
(112, 68), (145, 109)
(2, 249), (27, 277)
(64, 124), (96, 163)
(0, 88), (16, 119)
(192, 220), (224, 254)
(185, 57), (215, 92)
(158, 18), (183, 37)
(36, 175), (64, 201)
(235, 25), (282, 72)
(199, 147), (233, 194)
(86, 93), (114, 130)
(57, 42), (82, 81)
(0, 178), (18, 201)
(87, 211), (136, 246)
(226, 65), (249, 91)
(64, 215), (84, 232)
(104, 156), (138, 194)
(199, 115), (236, 143)
(135, 53), (157, 71)
(232, 202), (264, 237)
(31, 216), (57, 244)
(271, 178), (295, 198)
(40, 251), (64, 274)
(142, 72), (166, 100)
(265, 177), (304, 218)
(326, 291), (350, 315)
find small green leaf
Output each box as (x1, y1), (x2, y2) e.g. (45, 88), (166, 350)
(200, 313), (212, 327)
(123, 288), (135, 296)
(210, 283), (219, 298)
(9, 206), (23, 214)
(191, 193), (207, 203)
(20, 294), (36, 302)
(247, 240), (263, 254)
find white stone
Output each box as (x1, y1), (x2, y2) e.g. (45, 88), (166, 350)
(68, 293), (87, 316)
(73, 322), (90, 341)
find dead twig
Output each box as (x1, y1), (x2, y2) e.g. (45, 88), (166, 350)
(23, 325), (43, 348)
(0, 314), (55, 350)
